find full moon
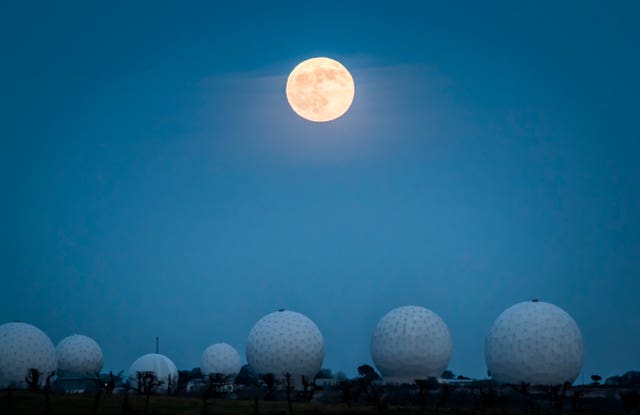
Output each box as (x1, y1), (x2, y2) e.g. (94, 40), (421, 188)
(286, 57), (355, 122)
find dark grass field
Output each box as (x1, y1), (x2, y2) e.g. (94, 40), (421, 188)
(0, 390), (633, 415)
(2, 392), (376, 415)
(0, 391), (506, 415)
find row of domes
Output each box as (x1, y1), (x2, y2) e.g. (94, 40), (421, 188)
(0, 326), (104, 389)
(0, 300), (584, 389)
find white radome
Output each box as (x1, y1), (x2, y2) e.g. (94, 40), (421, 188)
(371, 306), (452, 384)
(0, 322), (57, 389)
(200, 343), (242, 378)
(485, 300), (584, 385)
(246, 310), (324, 386)
(56, 334), (103, 375)
(127, 353), (179, 393)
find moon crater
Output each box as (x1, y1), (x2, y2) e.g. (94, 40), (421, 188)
(286, 57), (355, 122)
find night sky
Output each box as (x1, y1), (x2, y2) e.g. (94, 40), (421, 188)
(2, 2), (639, 380)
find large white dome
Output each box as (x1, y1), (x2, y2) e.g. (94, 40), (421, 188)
(127, 353), (179, 393)
(246, 310), (324, 385)
(200, 343), (241, 378)
(485, 300), (584, 385)
(56, 334), (103, 375)
(371, 306), (452, 383)
(0, 322), (57, 389)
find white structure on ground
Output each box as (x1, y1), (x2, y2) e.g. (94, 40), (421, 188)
(127, 353), (179, 393)
(371, 305), (452, 384)
(246, 309), (324, 387)
(56, 334), (103, 375)
(200, 343), (242, 379)
(485, 300), (584, 385)
(0, 322), (57, 389)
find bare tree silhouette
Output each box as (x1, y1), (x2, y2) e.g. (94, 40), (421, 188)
(6, 386), (13, 415)
(261, 373), (277, 401)
(202, 373), (235, 415)
(415, 377), (439, 413)
(132, 371), (164, 415)
(42, 371), (55, 415)
(339, 379), (353, 408)
(24, 368), (42, 391)
(301, 375), (315, 401)
(167, 374), (176, 395)
(284, 372), (294, 415)
(549, 382), (570, 414)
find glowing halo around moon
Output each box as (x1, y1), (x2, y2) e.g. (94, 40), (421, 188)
(286, 57), (355, 122)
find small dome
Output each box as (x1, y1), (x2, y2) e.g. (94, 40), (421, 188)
(56, 334), (103, 375)
(0, 322), (57, 389)
(246, 310), (324, 385)
(485, 300), (584, 385)
(127, 353), (178, 393)
(371, 306), (452, 383)
(200, 343), (241, 378)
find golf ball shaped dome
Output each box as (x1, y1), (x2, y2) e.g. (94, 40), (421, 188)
(371, 306), (452, 383)
(246, 310), (324, 383)
(56, 334), (103, 375)
(127, 353), (178, 393)
(485, 300), (584, 385)
(200, 343), (242, 378)
(0, 322), (57, 389)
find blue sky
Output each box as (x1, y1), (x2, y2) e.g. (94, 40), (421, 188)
(1, 1), (639, 380)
